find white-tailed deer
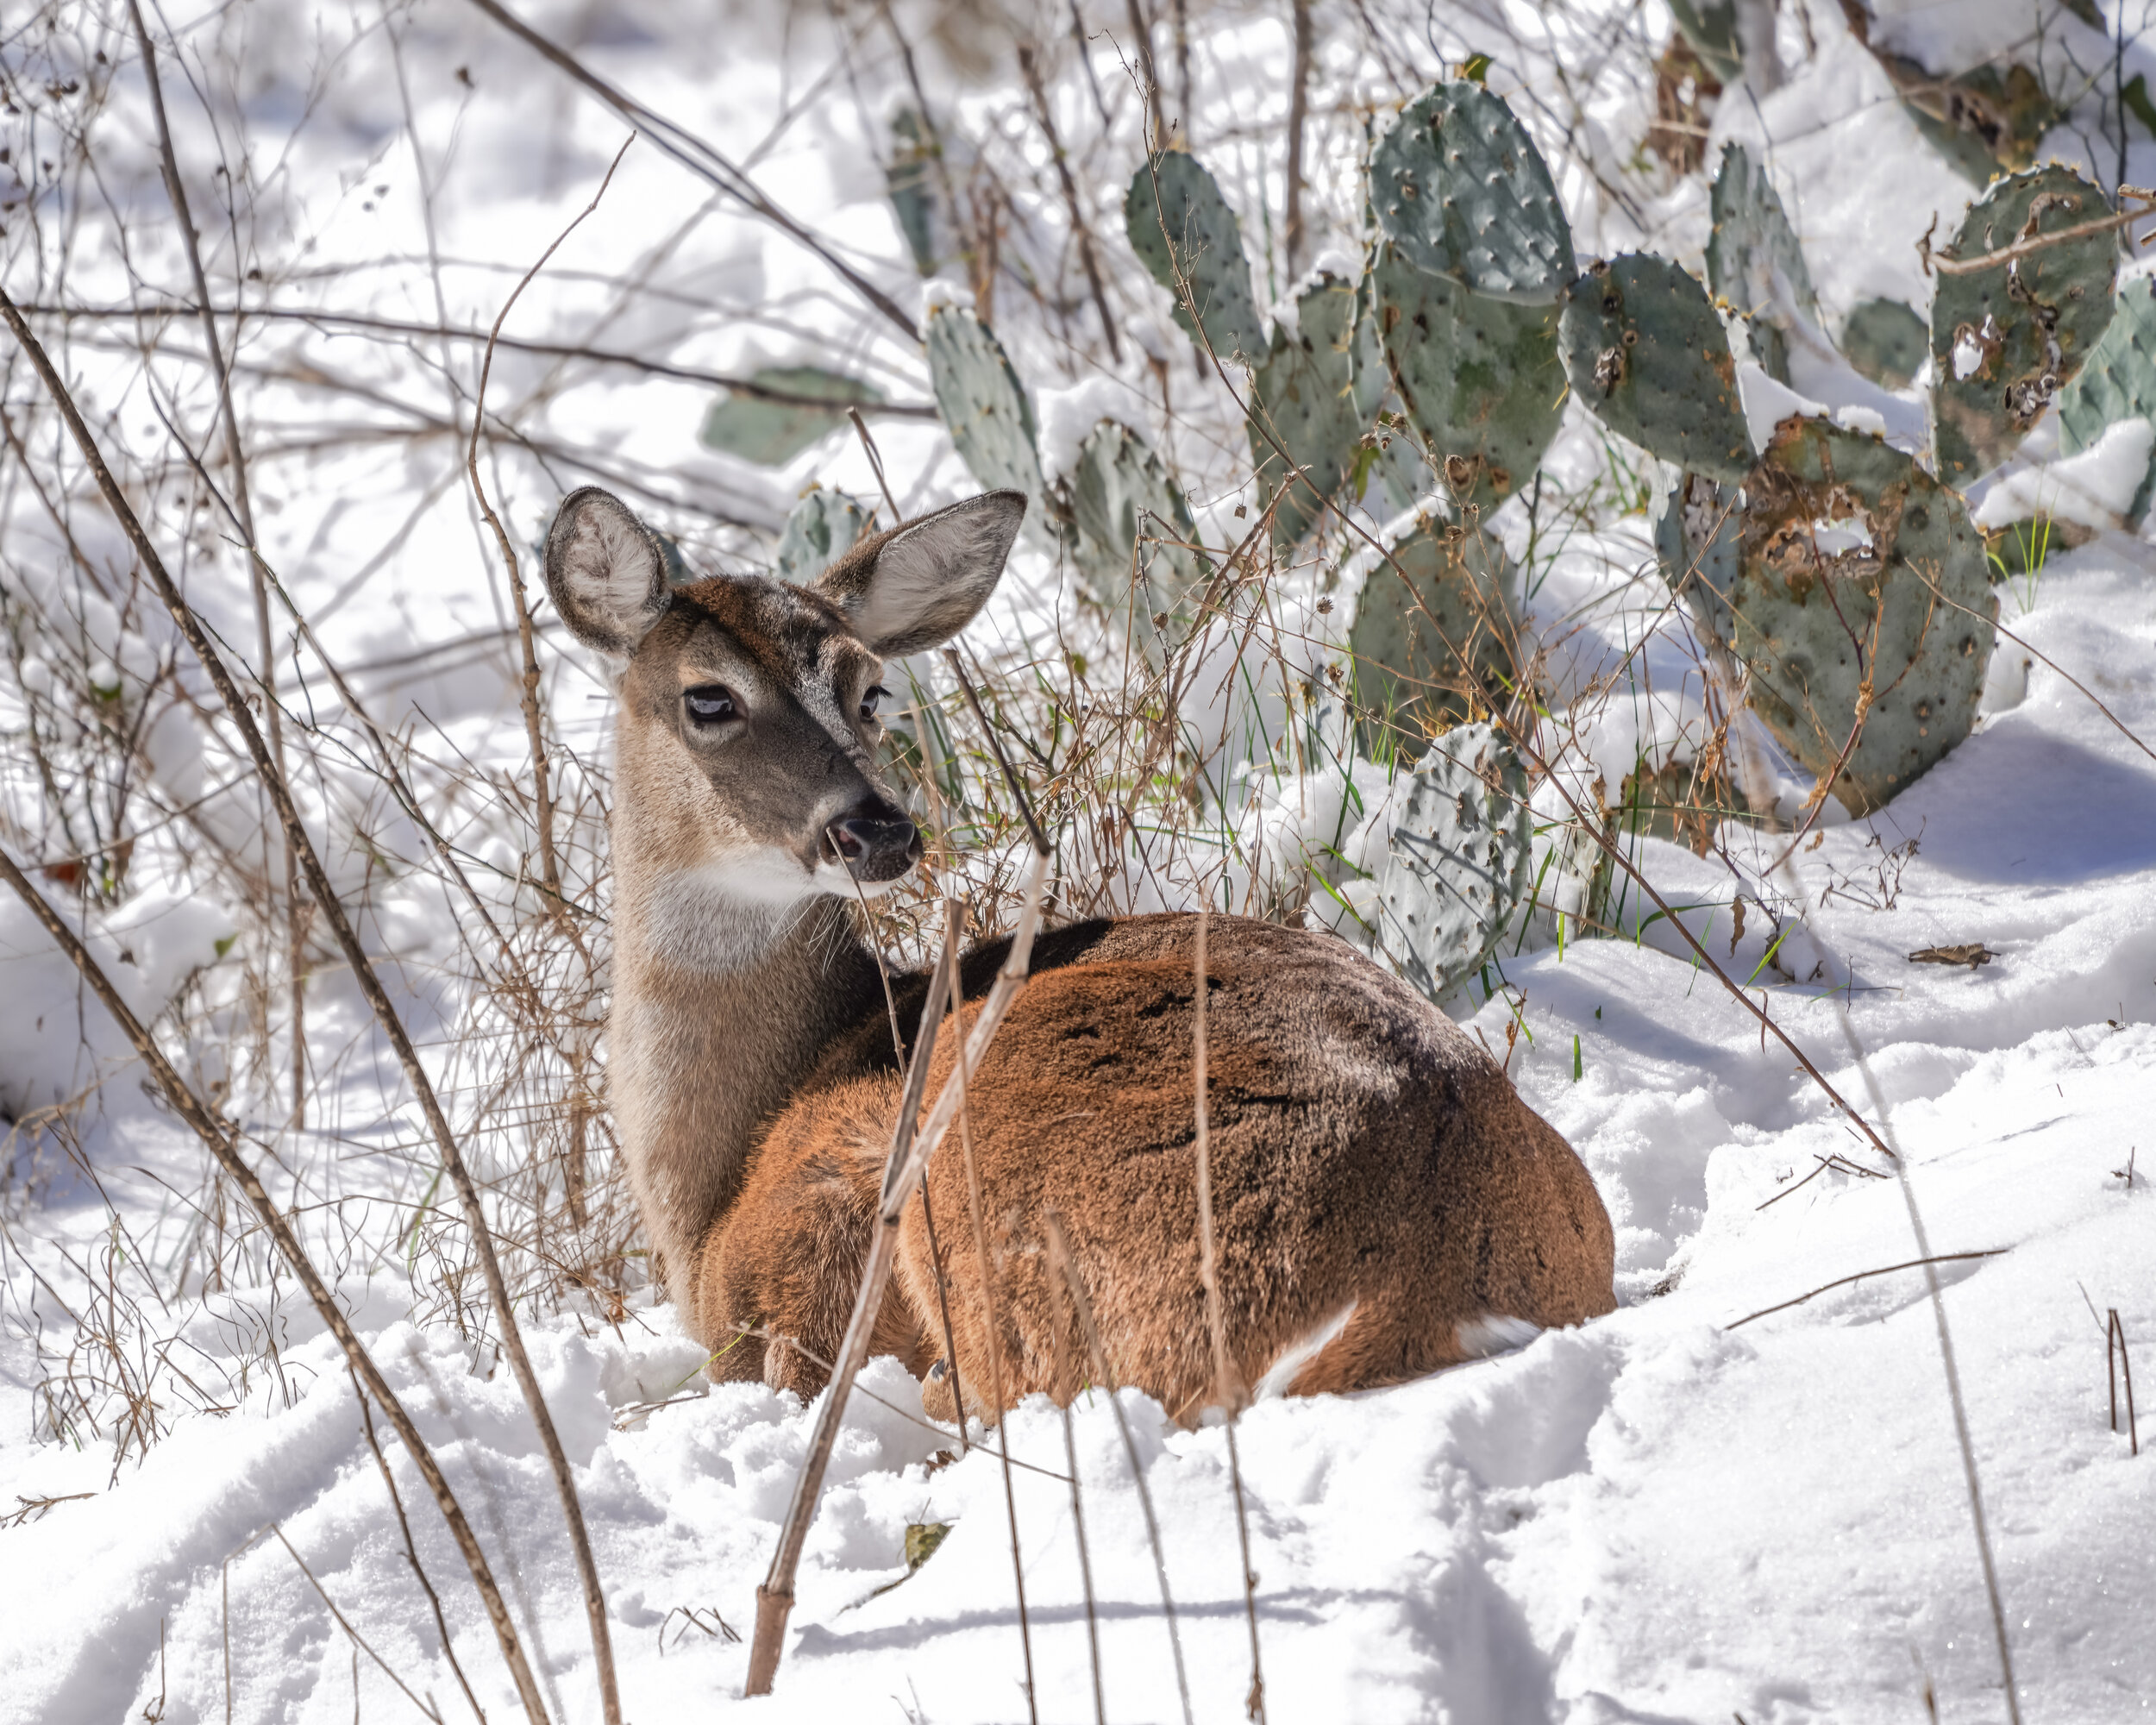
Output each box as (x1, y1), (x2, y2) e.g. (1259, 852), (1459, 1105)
(545, 484), (1614, 1423)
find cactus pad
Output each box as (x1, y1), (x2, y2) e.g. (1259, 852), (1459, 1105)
(699, 367), (881, 467)
(1062, 418), (1208, 658)
(1560, 254), (1753, 481)
(1841, 298), (1930, 390)
(1930, 164), (2117, 484)
(1654, 420), (1996, 817)
(1373, 242), (1564, 514)
(1375, 721), (1533, 1003)
(925, 304), (1046, 517)
(1347, 507), (1521, 757)
(1707, 143), (1818, 323)
(2058, 274), (2156, 521)
(887, 109), (939, 273)
(1124, 151), (1266, 364)
(1668, 0), (1742, 88)
(774, 486), (872, 583)
(1369, 82), (1575, 304)
(1249, 270), (1366, 549)
(1705, 142), (1817, 382)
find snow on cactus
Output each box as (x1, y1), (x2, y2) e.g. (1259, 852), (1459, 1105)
(1375, 720), (1532, 1003)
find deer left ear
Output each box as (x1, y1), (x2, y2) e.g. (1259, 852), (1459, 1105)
(814, 491), (1025, 656)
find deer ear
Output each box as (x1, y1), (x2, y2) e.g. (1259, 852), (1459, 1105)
(814, 491), (1025, 656)
(544, 487), (670, 659)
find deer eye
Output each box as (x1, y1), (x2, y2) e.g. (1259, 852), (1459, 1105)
(684, 685), (738, 726)
(859, 685), (887, 723)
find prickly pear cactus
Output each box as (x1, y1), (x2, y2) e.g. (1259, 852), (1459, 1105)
(1063, 418), (1208, 659)
(699, 367), (880, 467)
(1840, 297), (1930, 390)
(1375, 721), (1532, 1003)
(1124, 151), (1266, 364)
(2059, 274), (2156, 520)
(1559, 254), (1753, 482)
(1347, 508), (1520, 757)
(774, 486), (871, 582)
(1668, 0), (1742, 88)
(1249, 271), (1365, 549)
(1705, 143), (1818, 383)
(887, 109), (939, 274)
(1653, 420), (1996, 817)
(1707, 143), (1817, 320)
(925, 303), (1046, 518)
(1930, 164), (2117, 484)
(1372, 242), (1564, 514)
(1369, 82), (1575, 304)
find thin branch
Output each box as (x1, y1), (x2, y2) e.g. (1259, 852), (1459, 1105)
(1017, 43), (1123, 363)
(0, 848), (547, 1725)
(14, 302), (936, 412)
(271, 1522), (446, 1723)
(127, 0), (308, 1126)
(1725, 1250), (2007, 1330)
(462, 0), (920, 342)
(2, 287), (605, 1725)
(1045, 1208), (1194, 1725)
(943, 900), (1038, 1723)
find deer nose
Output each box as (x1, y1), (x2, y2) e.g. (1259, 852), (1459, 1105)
(826, 801), (921, 883)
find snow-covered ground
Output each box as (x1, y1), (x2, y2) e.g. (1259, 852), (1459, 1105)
(2, 2), (2153, 1722)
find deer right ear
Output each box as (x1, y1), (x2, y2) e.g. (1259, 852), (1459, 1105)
(544, 487), (670, 659)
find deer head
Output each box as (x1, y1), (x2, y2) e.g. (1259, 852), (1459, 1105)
(544, 486), (1025, 968)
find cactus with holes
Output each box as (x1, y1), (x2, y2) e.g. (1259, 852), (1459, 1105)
(1249, 270), (1366, 549)
(774, 486), (872, 583)
(1347, 508), (1520, 756)
(1369, 81), (1576, 303)
(2058, 274), (2156, 521)
(924, 302), (1047, 520)
(1062, 418), (1208, 660)
(1372, 242), (1565, 514)
(1560, 254), (1754, 481)
(1125, 151), (1266, 364)
(1651, 420), (1996, 816)
(1375, 721), (1533, 1003)
(1705, 143), (1819, 382)
(1930, 163), (2117, 484)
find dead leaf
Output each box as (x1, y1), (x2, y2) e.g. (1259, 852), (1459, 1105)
(1908, 944), (1996, 969)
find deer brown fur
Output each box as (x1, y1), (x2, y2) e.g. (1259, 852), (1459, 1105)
(545, 484), (1616, 1425)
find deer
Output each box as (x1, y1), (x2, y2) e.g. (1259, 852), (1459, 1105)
(543, 482), (1615, 1427)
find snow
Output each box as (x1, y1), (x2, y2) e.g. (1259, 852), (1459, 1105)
(1974, 418), (2156, 532)
(3, 3), (2153, 1723)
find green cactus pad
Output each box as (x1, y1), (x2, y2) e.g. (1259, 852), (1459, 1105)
(1372, 242), (1564, 515)
(1375, 721), (1533, 1004)
(2058, 274), (2156, 521)
(887, 109), (939, 274)
(1668, 0), (1742, 88)
(1369, 82), (1575, 304)
(1063, 418), (1209, 659)
(1249, 271), (1366, 549)
(774, 486), (872, 582)
(1559, 254), (1753, 482)
(1124, 151), (1266, 364)
(1930, 164), (2117, 483)
(1654, 421), (1996, 817)
(1347, 507), (1521, 758)
(924, 304), (1046, 516)
(1840, 298), (1930, 390)
(1705, 142), (1817, 382)
(699, 367), (883, 467)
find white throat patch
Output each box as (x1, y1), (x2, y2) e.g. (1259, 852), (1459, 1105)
(637, 850), (899, 972)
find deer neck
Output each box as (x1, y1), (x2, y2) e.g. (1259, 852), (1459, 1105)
(607, 822), (887, 1308)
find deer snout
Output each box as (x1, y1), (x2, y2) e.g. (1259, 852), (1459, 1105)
(824, 798), (921, 884)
